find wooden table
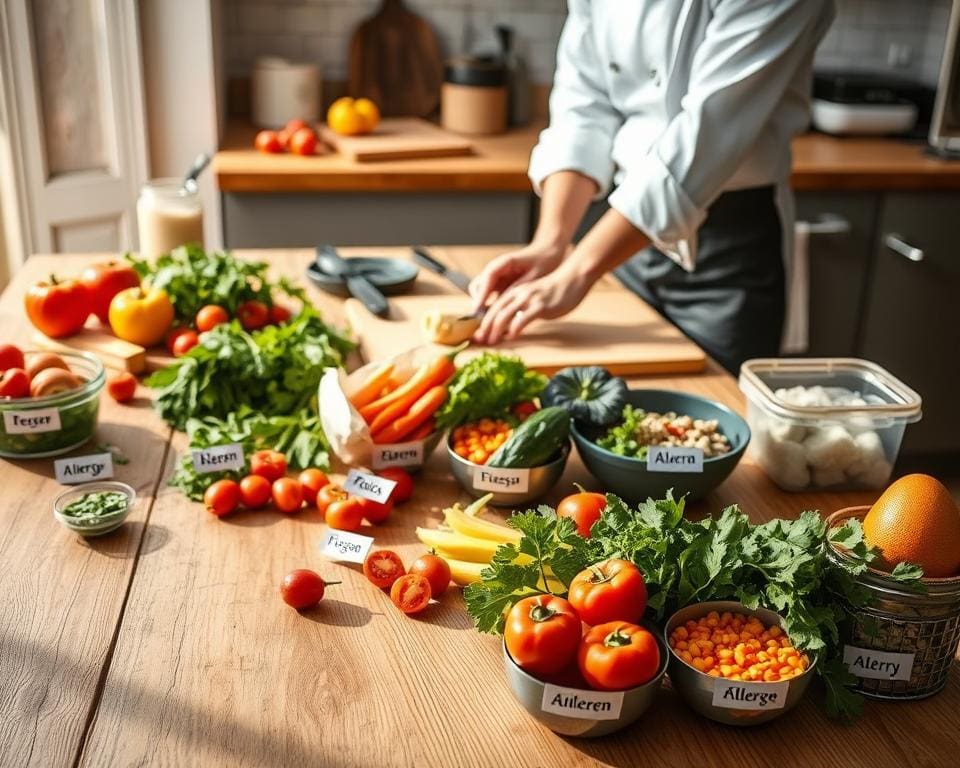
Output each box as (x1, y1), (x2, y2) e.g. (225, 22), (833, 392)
(2, 248), (957, 768)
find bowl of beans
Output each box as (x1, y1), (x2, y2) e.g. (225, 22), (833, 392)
(664, 601), (816, 725)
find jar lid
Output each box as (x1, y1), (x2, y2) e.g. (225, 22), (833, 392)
(444, 56), (507, 87)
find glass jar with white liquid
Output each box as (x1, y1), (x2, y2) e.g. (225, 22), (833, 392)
(136, 179), (204, 259)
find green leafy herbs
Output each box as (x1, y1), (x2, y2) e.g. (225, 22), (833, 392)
(435, 353), (547, 430)
(61, 491), (129, 522)
(597, 404), (648, 458)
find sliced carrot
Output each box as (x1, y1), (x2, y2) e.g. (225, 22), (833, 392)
(372, 385), (447, 444)
(348, 362), (395, 409)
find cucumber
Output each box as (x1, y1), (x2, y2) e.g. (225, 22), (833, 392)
(487, 406), (570, 468)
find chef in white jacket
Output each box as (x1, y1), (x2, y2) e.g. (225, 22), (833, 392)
(471, 0), (834, 373)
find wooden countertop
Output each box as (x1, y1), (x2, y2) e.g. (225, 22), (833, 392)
(215, 120), (960, 193)
(3, 247), (958, 768)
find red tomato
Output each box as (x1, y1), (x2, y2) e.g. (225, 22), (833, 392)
(255, 130), (282, 153)
(297, 468), (329, 504)
(106, 372), (137, 403)
(172, 330), (199, 357)
(578, 622), (661, 691)
(250, 449), (287, 482)
(164, 327), (193, 354)
(504, 595), (582, 677)
(363, 549), (406, 589)
(79, 260), (141, 324)
(378, 467), (414, 504)
(239, 474), (272, 509)
(568, 559), (647, 626)
(326, 497), (364, 532)
(268, 304), (292, 325)
(289, 127), (318, 156)
(195, 304), (229, 332)
(357, 496), (393, 524)
(557, 487), (606, 538)
(283, 118), (309, 136)
(204, 479), (241, 517)
(280, 569), (336, 609)
(316, 483), (346, 515)
(0, 343), (25, 372)
(24, 276), (89, 338)
(272, 477), (303, 513)
(237, 300), (269, 331)
(512, 400), (539, 421)
(0, 368), (30, 398)
(409, 554), (451, 598)
(390, 573), (432, 615)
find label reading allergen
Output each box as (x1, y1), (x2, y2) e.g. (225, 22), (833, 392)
(54, 452), (114, 484)
(372, 441), (424, 470)
(191, 443), (245, 474)
(843, 645), (914, 681)
(541, 684), (624, 721)
(3, 408), (61, 435)
(343, 469), (396, 504)
(321, 529), (375, 564)
(473, 466), (530, 493)
(711, 679), (789, 710)
(646, 445), (704, 473)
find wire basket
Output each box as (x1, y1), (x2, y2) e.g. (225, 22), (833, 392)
(826, 507), (960, 700)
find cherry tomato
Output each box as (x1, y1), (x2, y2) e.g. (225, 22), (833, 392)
(409, 554), (450, 598)
(568, 559), (647, 626)
(357, 496), (393, 524)
(172, 330), (199, 357)
(512, 400), (539, 421)
(390, 573), (432, 615)
(289, 127), (318, 156)
(297, 468), (329, 504)
(204, 479), (241, 517)
(283, 118), (309, 136)
(504, 595), (582, 677)
(378, 467), (414, 504)
(578, 621), (661, 691)
(196, 304), (229, 332)
(239, 474), (272, 509)
(0, 368), (30, 398)
(268, 304), (292, 325)
(557, 487), (606, 538)
(165, 326), (193, 354)
(326, 497), (364, 532)
(24, 276), (89, 338)
(363, 549), (406, 589)
(280, 569), (337, 610)
(272, 477), (303, 513)
(250, 449), (287, 482)
(316, 483), (347, 515)
(106, 372), (137, 403)
(237, 300), (269, 331)
(255, 129), (282, 153)
(0, 343), (25, 372)
(79, 260), (141, 324)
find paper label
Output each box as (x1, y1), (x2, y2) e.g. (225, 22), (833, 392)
(54, 453), (114, 484)
(843, 645), (914, 681)
(321, 529), (375, 564)
(3, 408), (61, 434)
(541, 684), (624, 720)
(646, 446), (704, 473)
(344, 469), (396, 503)
(191, 443), (245, 474)
(473, 466), (530, 493)
(372, 441), (424, 469)
(711, 679), (789, 710)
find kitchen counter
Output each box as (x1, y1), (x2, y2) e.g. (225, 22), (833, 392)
(2, 247), (958, 768)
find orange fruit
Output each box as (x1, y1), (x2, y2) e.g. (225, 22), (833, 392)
(327, 97), (364, 136)
(354, 98), (380, 133)
(862, 473), (960, 578)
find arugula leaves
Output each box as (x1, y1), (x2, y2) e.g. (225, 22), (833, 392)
(597, 404), (648, 458)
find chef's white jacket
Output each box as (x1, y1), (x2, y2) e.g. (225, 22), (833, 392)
(529, 0), (835, 270)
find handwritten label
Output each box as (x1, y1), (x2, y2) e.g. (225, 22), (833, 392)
(372, 441), (424, 469)
(54, 453), (114, 484)
(321, 529), (375, 564)
(711, 679), (789, 710)
(473, 467), (530, 493)
(191, 443), (245, 474)
(843, 646), (914, 681)
(541, 684), (624, 720)
(646, 446), (704, 473)
(344, 469), (396, 504)
(3, 408), (61, 435)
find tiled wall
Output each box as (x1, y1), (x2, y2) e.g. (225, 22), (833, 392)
(224, 0), (953, 87)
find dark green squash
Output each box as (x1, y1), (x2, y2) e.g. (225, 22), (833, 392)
(486, 406), (570, 468)
(542, 366), (628, 426)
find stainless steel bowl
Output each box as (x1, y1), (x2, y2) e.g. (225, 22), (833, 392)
(503, 622), (668, 738)
(447, 438), (570, 508)
(664, 600), (817, 726)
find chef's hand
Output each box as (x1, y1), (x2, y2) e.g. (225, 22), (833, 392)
(468, 241), (565, 312)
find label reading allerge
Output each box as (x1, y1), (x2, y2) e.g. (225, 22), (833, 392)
(541, 684), (624, 721)
(372, 441), (424, 470)
(191, 443), (245, 474)
(711, 679), (789, 710)
(54, 452), (114, 484)
(3, 408), (61, 435)
(473, 466), (530, 493)
(343, 469), (396, 504)
(646, 445), (704, 473)
(843, 645), (915, 681)
(321, 529), (375, 564)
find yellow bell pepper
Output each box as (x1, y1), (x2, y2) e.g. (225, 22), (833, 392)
(108, 286), (174, 347)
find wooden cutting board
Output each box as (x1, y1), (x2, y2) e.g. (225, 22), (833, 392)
(320, 118), (473, 162)
(345, 292), (706, 376)
(31, 318), (175, 374)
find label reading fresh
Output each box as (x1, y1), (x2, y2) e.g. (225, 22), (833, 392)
(646, 445), (704, 473)
(321, 529), (375, 564)
(473, 467), (530, 493)
(843, 645), (914, 681)
(54, 452), (114, 484)
(344, 469), (396, 504)
(372, 441), (424, 470)
(711, 679), (789, 710)
(3, 408), (61, 435)
(191, 443), (245, 474)
(541, 684), (624, 721)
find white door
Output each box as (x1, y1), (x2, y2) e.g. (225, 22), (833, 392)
(0, 0), (148, 259)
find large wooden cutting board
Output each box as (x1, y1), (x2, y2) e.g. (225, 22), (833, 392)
(345, 292), (706, 375)
(320, 118), (473, 162)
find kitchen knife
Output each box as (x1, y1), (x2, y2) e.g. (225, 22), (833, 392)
(314, 244), (389, 317)
(411, 246), (473, 294)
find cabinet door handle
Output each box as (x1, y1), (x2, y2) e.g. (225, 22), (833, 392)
(885, 233), (924, 262)
(804, 215), (851, 235)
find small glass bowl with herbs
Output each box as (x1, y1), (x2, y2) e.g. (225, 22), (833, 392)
(53, 481), (136, 537)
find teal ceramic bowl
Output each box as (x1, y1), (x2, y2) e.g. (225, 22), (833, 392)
(571, 389), (750, 502)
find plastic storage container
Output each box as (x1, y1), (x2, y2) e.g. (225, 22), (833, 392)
(738, 358), (921, 492)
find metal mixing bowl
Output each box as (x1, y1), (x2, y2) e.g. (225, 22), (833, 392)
(447, 439), (570, 507)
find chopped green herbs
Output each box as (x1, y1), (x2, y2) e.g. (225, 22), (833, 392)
(61, 491), (128, 522)
(597, 404), (648, 458)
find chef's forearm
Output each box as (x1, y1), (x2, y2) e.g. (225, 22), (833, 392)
(532, 171), (598, 252)
(564, 207), (650, 285)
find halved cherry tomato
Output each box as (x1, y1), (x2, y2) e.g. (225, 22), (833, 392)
(280, 569), (337, 609)
(165, 326), (193, 354)
(106, 372), (137, 403)
(363, 549), (406, 589)
(272, 477), (303, 513)
(269, 304), (292, 325)
(378, 467), (413, 504)
(250, 449), (287, 482)
(504, 595), (582, 677)
(255, 129), (282, 154)
(204, 479), (241, 517)
(666, 423), (686, 438)
(568, 559), (647, 626)
(316, 483), (347, 515)
(357, 496), (393, 524)
(172, 330), (199, 357)
(557, 486), (606, 538)
(578, 621), (661, 691)
(409, 553), (450, 598)
(237, 300), (269, 331)
(196, 304), (229, 332)
(297, 468), (329, 504)
(239, 474), (271, 509)
(390, 573), (432, 615)
(0, 368), (30, 398)
(326, 497), (364, 532)
(0, 343), (25, 372)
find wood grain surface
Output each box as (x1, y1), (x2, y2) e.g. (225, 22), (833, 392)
(320, 118), (473, 163)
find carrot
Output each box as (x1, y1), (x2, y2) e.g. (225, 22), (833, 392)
(406, 418), (436, 442)
(348, 362), (395, 409)
(372, 386), (447, 444)
(361, 358), (455, 432)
